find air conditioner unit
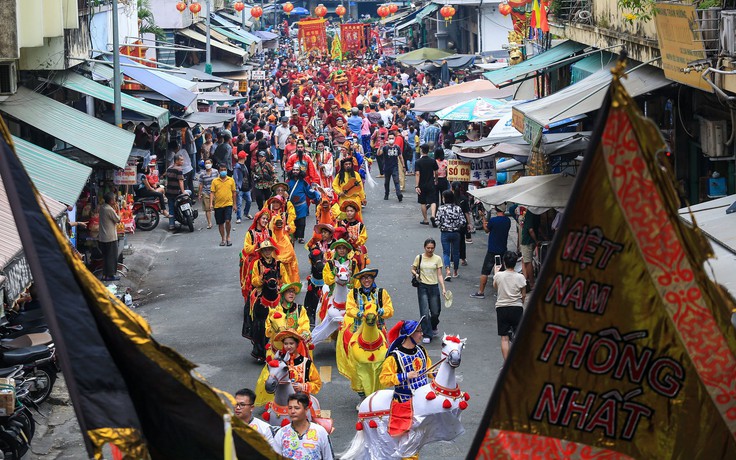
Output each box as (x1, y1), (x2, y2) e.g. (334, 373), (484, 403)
(0, 61), (17, 95)
(699, 117), (727, 157)
(722, 11), (736, 56)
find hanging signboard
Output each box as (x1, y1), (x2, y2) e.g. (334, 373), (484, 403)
(250, 70), (266, 80)
(468, 157), (496, 182)
(654, 3), (713, 92)
(113, 158), (138, 185)
(447, 159), (471, 182)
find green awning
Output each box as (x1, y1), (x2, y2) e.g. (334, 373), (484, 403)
(416, 3), (440, 20)
(396, 17), (417, 32)
(570, 51), (616, 84)
(0, 87), (135, 169)
(483, 41), (588, 87)
(13, 136), (92, 205)
(52, 72), (170, 127)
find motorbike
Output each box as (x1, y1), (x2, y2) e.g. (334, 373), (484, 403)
(0, 345), (58, 406)
(174, 191), (198, 232)
(0, 366), (36, 460)
(132, 196), (161, 231)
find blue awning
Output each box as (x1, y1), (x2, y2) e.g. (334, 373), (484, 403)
(108, 56), (197, 107)
(484, 41), (588, 88)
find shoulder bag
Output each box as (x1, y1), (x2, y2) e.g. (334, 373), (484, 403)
(411, 254), (422, 287)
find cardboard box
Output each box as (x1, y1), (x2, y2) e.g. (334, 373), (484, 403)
(0, 378), (16, 416)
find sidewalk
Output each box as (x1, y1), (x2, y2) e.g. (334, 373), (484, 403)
(30, 226), (170, 459)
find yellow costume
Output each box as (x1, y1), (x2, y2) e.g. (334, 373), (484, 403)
(332, 171), (365, 208)
(263, 196), (297, 235)
(344, 285), (393, 335)
(265, 303), (311, 340)
(347, 302), (388, 396)
(270, 215), (299, 283)
(250, 258), (291, 291)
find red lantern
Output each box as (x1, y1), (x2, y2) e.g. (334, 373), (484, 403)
(499, 2), (512, 16)
(283, 2), (294, 15)
(388, 3), (399, 15)
(175, 1), (187, 13)
(189, 2), (202, 15)
(251, 5), (263, 19)
(233, 1), (245, 12)
(336, 4), (346, 18)
(315, 3), (327, 18)
(377, 5), (390, 18)
(440, 5), (456, 24)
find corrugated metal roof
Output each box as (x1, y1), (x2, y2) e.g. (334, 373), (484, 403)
(12, 136), (91, 205)
(0, 172), (66, 271)
(0, 87), (134, 169)
(484, 41), (588, 87)
(177, 28), (248, 58)
(51, 72), (170, 127)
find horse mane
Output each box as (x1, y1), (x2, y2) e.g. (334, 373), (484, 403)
(444, 335), (461, 344)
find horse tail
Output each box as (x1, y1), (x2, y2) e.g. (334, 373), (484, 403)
(338, 430), (366, 460)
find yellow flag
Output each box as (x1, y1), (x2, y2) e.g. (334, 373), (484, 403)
(469, 57), (736, 458)
(224, 414), (237, 460)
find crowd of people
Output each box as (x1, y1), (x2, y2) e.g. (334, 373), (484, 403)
(135, 36), (561, 459)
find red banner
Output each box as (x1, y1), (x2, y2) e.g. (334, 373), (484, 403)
(340, 23), (365, 53)
(297, 18), (327, 55)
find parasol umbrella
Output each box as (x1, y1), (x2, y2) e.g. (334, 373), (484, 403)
(435, 97), (510, 122)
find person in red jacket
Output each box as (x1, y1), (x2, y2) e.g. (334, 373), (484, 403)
(285, 139), (320, 185)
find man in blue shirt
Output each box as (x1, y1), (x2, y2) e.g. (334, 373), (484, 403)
(347, 108), (363, 138)
(470, 207), (511, 299)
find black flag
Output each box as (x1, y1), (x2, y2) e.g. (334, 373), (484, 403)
(0, 117), (278, 459)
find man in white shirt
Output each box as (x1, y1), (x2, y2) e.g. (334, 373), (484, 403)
(271, 393), (333, 459)
(274, 117), (292, 168)
(234, 388), (274, 444)
(493, 251), (527, 361)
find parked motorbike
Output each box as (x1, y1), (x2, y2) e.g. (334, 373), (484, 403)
(0, 366), (37, 459)
(132, 196), (161, 231)
(174, 192), (198, 232)
(0, 345), (58, 405)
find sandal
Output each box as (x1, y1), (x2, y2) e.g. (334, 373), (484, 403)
(420, 221), (429, 225)
(207, 224), (213, 229)
(444, 275), (452, 282)
(226, 240), (233, 246)
(219, 241), (226, 246)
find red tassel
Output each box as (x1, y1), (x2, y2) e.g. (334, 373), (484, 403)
(268, 359), (280, 368)
(368, 353), (375, 361)
(265, 343), (271, 350)
(355, 421), (364, 431)
(309, 343), (315, 350)
(464, 392), (470, 401)
(281, 419), (290, 427)
(263, 411), (271, 421)
(368, 420), (378, 428)
(425, 391), (436, 400)
(442, 399), (452, 409)
(308, 284), (313, 292)
(459, 401), (468, 410)
(273, 312), (283, 319)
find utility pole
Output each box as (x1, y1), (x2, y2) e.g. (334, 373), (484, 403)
(205, 0), (212, 74)
(112, 0), (122, 127)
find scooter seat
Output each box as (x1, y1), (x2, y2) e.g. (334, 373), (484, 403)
(0, 365), (22, 378)
(135, 196), (159, 203)
(1, 333), (53, 349)
(2, 345), (51, 365)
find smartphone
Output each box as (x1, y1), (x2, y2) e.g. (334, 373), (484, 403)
(494, 255), (502, 266)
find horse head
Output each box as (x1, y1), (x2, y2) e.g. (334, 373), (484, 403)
(441, 334), (466, 368)
(264, 350), (292, 394)
(362, 302), (378, 327)
(309, 248), (325, 278)
(335, 260), (351, 286)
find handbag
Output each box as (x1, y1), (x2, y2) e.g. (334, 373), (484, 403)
(411, 254), (422, 288)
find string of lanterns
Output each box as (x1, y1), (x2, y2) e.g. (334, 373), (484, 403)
(175, 1), (201, 17)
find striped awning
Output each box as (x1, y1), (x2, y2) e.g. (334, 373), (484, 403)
(51, 72), (169, 127)
(0, 87), (134, 168)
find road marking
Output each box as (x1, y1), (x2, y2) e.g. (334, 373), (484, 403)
(319, 365), (332, 383)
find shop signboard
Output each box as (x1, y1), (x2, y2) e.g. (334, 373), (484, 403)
(113, 158), (138, 186)
(654, 3), (713, 92)
(447, 159), (471, 182)
(251, 70), (266, 80)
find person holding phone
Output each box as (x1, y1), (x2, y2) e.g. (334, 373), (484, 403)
(470, 206), (511, 299)
(493, 251), (528, 361)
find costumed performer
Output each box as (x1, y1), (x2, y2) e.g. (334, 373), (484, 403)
(270, 212), (300, 283)
(332, 157), (365, 208)
(241, 209), (272, 339)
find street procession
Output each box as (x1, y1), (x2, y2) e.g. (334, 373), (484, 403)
(1, 0), (736, 459)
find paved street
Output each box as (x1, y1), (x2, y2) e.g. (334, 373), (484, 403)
(37, 170), (504, 459)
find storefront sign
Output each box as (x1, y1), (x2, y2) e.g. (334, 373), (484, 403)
(250, 70), (266, 80)
(469, 158), (496, 182)
(654, 3), (713, 92)
(238, 80), (248, 92)
(113, 158), (138, 186)
(447, 159), (471, 182)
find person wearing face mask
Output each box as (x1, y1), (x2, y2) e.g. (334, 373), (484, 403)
(284, 138), (320, 185)
(197, 160), (219, 229)
(210, 163), (238, 246)
(381, 133), (404, 202)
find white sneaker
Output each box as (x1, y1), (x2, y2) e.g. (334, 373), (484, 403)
(236, 219), (242, 224)
(422, 337), (431, 344)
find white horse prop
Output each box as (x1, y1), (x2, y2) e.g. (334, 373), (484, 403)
(261, 349), (333, 433)
(341, 335), (468, 460)
(310, 259), (351, 345)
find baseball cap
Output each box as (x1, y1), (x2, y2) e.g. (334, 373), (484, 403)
(237, 151), (247, 160)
